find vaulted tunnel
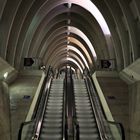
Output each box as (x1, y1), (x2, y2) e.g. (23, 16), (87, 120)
(0, 0), (140, 140)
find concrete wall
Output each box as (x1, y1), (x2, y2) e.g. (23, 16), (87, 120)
(120, 58), (140, 84)
(0, 57), (18, 140)
(0, 81), (10, 140)
(119, 58), (140, 140)
(129, 81), (140, 140)
(0, 57), (18, 84)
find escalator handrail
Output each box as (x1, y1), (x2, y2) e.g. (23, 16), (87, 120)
(73, 117), (80, 140)
(84, 77), (108, 140)
(31, 76), (52, 140)
(62, 73), (67, 140)
(18, 66), (53, 140)
(65, 67), (80, 140)
(88, 74), (125, 140)
(107, 121), (125, 140)
(18, 121), (32, 140)
(70, 68), (80, 140)
(84, 69), (125, 140)
(32, 66), (53, 119)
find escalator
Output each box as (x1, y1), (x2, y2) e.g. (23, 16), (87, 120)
(73, 79), (100, 140)
(39, 79), (64, 140)
(19, 67), (124, 140)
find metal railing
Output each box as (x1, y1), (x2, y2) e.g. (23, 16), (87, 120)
(73, 117), (80, 140)
(18, 66), (53, 140)
(31, 77), (52, 140)
(65, 67), (80, 140)
(83, 68), (125, 140)
(63, 74), (67, 140)
(84, 76), (110, 140)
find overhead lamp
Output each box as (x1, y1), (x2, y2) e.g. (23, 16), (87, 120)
(67, 32), (70, 36)
(68, 3), (72, 9)
(67, 19), (71, 24)
(4, 72), (8, 79)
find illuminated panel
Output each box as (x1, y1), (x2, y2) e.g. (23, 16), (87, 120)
(67, 45), (89, 68)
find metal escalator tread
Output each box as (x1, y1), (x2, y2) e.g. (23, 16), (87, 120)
(74, 79), (100, 140)
(39, 79), (64, 140)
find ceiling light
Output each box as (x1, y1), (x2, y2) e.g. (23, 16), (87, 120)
(4, 72), (8, 79)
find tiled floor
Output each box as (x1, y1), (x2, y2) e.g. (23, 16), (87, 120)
(9, 75), (41, 140)
(97, 77), (129, 140)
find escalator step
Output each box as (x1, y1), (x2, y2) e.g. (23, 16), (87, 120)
(48, 101), (63, 104)
(47, 102), (62, 106)
(73, 79), (101, 140)
(46, 110), (62, 113)
(78, 118), (95, 123)
(76, 114), (94, 118)
(41, 128), (61, 133)
(43, 118), (62, 123)
(80, 128), (98, 134)
(80, 134), (100, 140)
(79, 123), (97, 128)
(76, 106), (92, 110)
(76, 110), (92, 114)
(75, 102), (90, 106)
(75, 97), (89, 99)
(42, 122), (62, 128)
(40, 134), (62, 140)
(47, 107), (62, 110)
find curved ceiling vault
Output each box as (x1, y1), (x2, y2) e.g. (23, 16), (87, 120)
(0, 0), (139, 73)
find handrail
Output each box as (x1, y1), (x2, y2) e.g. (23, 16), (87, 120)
(83, 68), (125, 140)
(32, 66), (53, 119)
(88, 74), (125, 139)
(73, 117), (80, 140)
(69, 67), (80, 140)
(107, 121), (125, 140)
(18, 121), (32, 140)
(31, 77), (52, 140)
(65, 67), (74, 137)
(18, 66), (53, 140)
(84, 77), (108, 140)
(65, 67), (80, 140)
(62, 74), (67, 140)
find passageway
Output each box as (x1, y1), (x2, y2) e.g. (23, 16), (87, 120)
(0, 0), (140, 140)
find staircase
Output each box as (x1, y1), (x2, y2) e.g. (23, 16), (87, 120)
(73, 79), (100, 140)
(39, 79), (64, 140)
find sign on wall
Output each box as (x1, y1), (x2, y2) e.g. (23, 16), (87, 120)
(99, 59), (116, 70)
(24, 57), (42, 69)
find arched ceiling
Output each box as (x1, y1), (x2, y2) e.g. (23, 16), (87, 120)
(0, 0), (140, 72)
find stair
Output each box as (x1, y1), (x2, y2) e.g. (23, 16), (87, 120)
(39, 79), (64, 140)
(73, 79), (100, 140)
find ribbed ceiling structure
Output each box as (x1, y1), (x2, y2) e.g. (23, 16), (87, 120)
(0, 0), (140, 72)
